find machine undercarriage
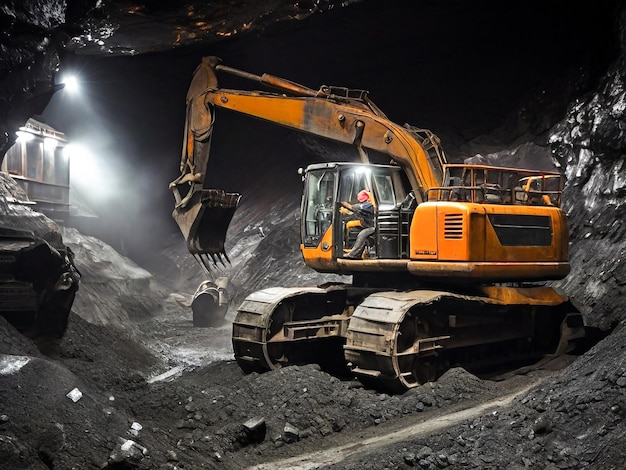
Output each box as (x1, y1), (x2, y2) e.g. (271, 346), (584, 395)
(232, 283), (585, 393)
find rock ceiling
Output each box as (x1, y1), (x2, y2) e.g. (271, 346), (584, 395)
(0, 0), (360, 156)
(65, 0), (360, 56)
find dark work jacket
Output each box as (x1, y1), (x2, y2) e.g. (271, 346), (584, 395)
(352, 201), (375, 228)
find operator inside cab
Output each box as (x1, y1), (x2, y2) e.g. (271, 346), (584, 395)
(340, 189), (376, 259)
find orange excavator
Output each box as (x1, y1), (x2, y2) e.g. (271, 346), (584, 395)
(170, 57), (584, 392)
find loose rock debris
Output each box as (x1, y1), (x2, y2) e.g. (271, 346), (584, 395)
(5, 299), (623, 469)
(0, 229), (624, 469)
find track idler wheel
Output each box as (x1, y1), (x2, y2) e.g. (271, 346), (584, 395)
(232, 301), (292, 373)
(232, 287), (330, 373)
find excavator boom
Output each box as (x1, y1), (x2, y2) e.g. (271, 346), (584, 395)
(170, 57), (446, 271)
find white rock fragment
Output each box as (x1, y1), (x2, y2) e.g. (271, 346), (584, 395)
(147, 365), (185, 384)
(110, 437), (148, 464)
(129, 421), (143, 436)
(283, 422), (300, 443)
(0, 355), (31, 375)
(66, 388), (83, 402)
(119, 438), (148, 455)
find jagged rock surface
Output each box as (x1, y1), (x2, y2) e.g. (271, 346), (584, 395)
(550, 9), (626, 329)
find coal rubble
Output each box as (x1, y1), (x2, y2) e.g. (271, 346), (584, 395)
(329, 324), (626, 470)
(0, 292), (533, 470)
(1, 129), (626, 470)
(2, 241), (624, 470)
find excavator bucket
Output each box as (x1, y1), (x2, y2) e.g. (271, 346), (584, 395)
(170, 56), (241, 270)
(171, 188), (241, 268)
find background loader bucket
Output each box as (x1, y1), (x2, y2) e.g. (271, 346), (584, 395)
(172, 188), (241, 269)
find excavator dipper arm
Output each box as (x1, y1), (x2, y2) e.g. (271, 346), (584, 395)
(169, 57), (242, 269)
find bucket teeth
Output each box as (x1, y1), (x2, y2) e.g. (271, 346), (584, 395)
(196, 252), (229, 273)
(194, 254), (210, 276)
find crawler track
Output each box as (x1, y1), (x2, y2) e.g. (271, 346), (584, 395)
(344, 290), (584, 392)
(232, 286), (342, 373)
(232, 285), (585, 392)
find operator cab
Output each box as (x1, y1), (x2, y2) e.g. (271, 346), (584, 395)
(300, 162), (412, 262)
